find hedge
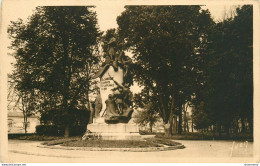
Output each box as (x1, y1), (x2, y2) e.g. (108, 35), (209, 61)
(36, 125), (86, 136)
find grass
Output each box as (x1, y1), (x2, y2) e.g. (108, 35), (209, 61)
(42, 137), (80, 146)
(62, 139), (162, 148)
(144, 138), (181, 146)
(9, 134), (63, 141)
(9, 131), (253, 142)
(155, 132), (253, 141)
(155, 132), (213, 140)
(39, 136), (182, 148)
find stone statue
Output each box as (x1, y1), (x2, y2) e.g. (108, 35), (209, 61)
(83, 37), (141, 140)
(104, 94), (118, 116)
(94, 92), (102, 118)
(107, 37), (119, 70)
(88, 102), (95, 124)
(92, 37), (134, 124)
(103, 79), (133, 123)
(121, 54), (133, 87)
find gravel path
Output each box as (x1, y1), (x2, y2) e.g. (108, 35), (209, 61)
(5, 139), (255, 163)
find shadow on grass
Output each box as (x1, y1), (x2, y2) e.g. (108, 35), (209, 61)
(41, 137), (182, 148)
(153, 132), (253, 142)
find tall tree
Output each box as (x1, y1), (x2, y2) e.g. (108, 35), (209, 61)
(194, 5), (253, 137)
(117, 6), (214, 135)
(8, 74), (38, 133)
(8, 6), (101, 137)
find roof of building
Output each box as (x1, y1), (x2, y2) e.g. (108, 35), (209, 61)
(8, 111), (40, 118)
(8, 111), (23, 117)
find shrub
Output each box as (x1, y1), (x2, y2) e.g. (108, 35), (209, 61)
(36, 125), (86, 136)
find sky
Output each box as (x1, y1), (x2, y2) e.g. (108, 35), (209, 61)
(1, 2), (238, 61)
(1, 3), (236, 31)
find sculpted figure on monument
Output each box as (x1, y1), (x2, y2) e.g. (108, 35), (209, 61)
(121, 54), (133, 87)
(104, 94), (118, 116)
(107, 37), (118, 70)
(104, 80), (133, 124)
(94, 91), (102, 118)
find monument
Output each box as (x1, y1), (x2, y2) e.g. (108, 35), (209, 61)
(84, 37), (141, 140)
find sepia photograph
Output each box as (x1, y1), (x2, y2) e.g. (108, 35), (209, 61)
(0, 0), (259, 164)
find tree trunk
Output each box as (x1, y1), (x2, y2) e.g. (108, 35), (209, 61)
(25, 116), (28, 134)
(178, 113), (182, 134)
(186, 121), (189, 133)
(225, 124), (230, 138)
(165, 113), (174, 137)
(87, 96), (93, 124)
(22, 99), (27, 134)
(61, 31), (71, 138)
(183, 104), (187, 133)
(64, 124), (70, 138)
(164, 122), (171, 137)
(86, 88), (92, 124)
(23, 114), (27, 134)
(191, 117), (194, 132)
(176, 116), (178, 133)
(248, 118), (253, 134)
(149, 123), (153, 133)
(234, 119), (239, 136)
(171, 116), (177, 134)
(217, 122), (222, 138)
(213, 125), (215, 140)
(237, 119), (240, 133)
(241, 118), (246, 133)
(184, 103), (190, 133)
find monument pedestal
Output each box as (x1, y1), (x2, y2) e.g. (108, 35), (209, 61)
(87, 123), (142, 140)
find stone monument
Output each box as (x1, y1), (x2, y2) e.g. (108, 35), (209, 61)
(84, 37), (141, 140)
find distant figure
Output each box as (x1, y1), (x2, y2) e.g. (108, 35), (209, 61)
(89, 102), (95, 124)
(94, 92), (102, 118)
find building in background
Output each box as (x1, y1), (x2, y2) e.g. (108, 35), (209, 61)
(8, 111), (40, 134)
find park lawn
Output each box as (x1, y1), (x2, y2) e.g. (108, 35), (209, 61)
(40, 137), (183, 148)
(8, 134), (63, 141)
(145, 138), (181, 146)
(9, 132), (253, 142)
(154, 132), (253, 141)
(61, 139), (162, 148)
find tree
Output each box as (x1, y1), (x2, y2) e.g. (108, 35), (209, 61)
(133, 89), (160, 133)
(8, 74), (38, 133)
(191, 101), (212, 132)
(8, 6), (101, 137)
(117, 6), (214, 135)
(134, 109), (160, 133)
(232, 5), (253, 133)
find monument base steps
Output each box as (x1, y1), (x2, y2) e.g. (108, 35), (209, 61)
(87, 123), (142, 140)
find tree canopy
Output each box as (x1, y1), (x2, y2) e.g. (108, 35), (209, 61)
(194, 5), (253, 136)
(117, 6), (214, 135)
